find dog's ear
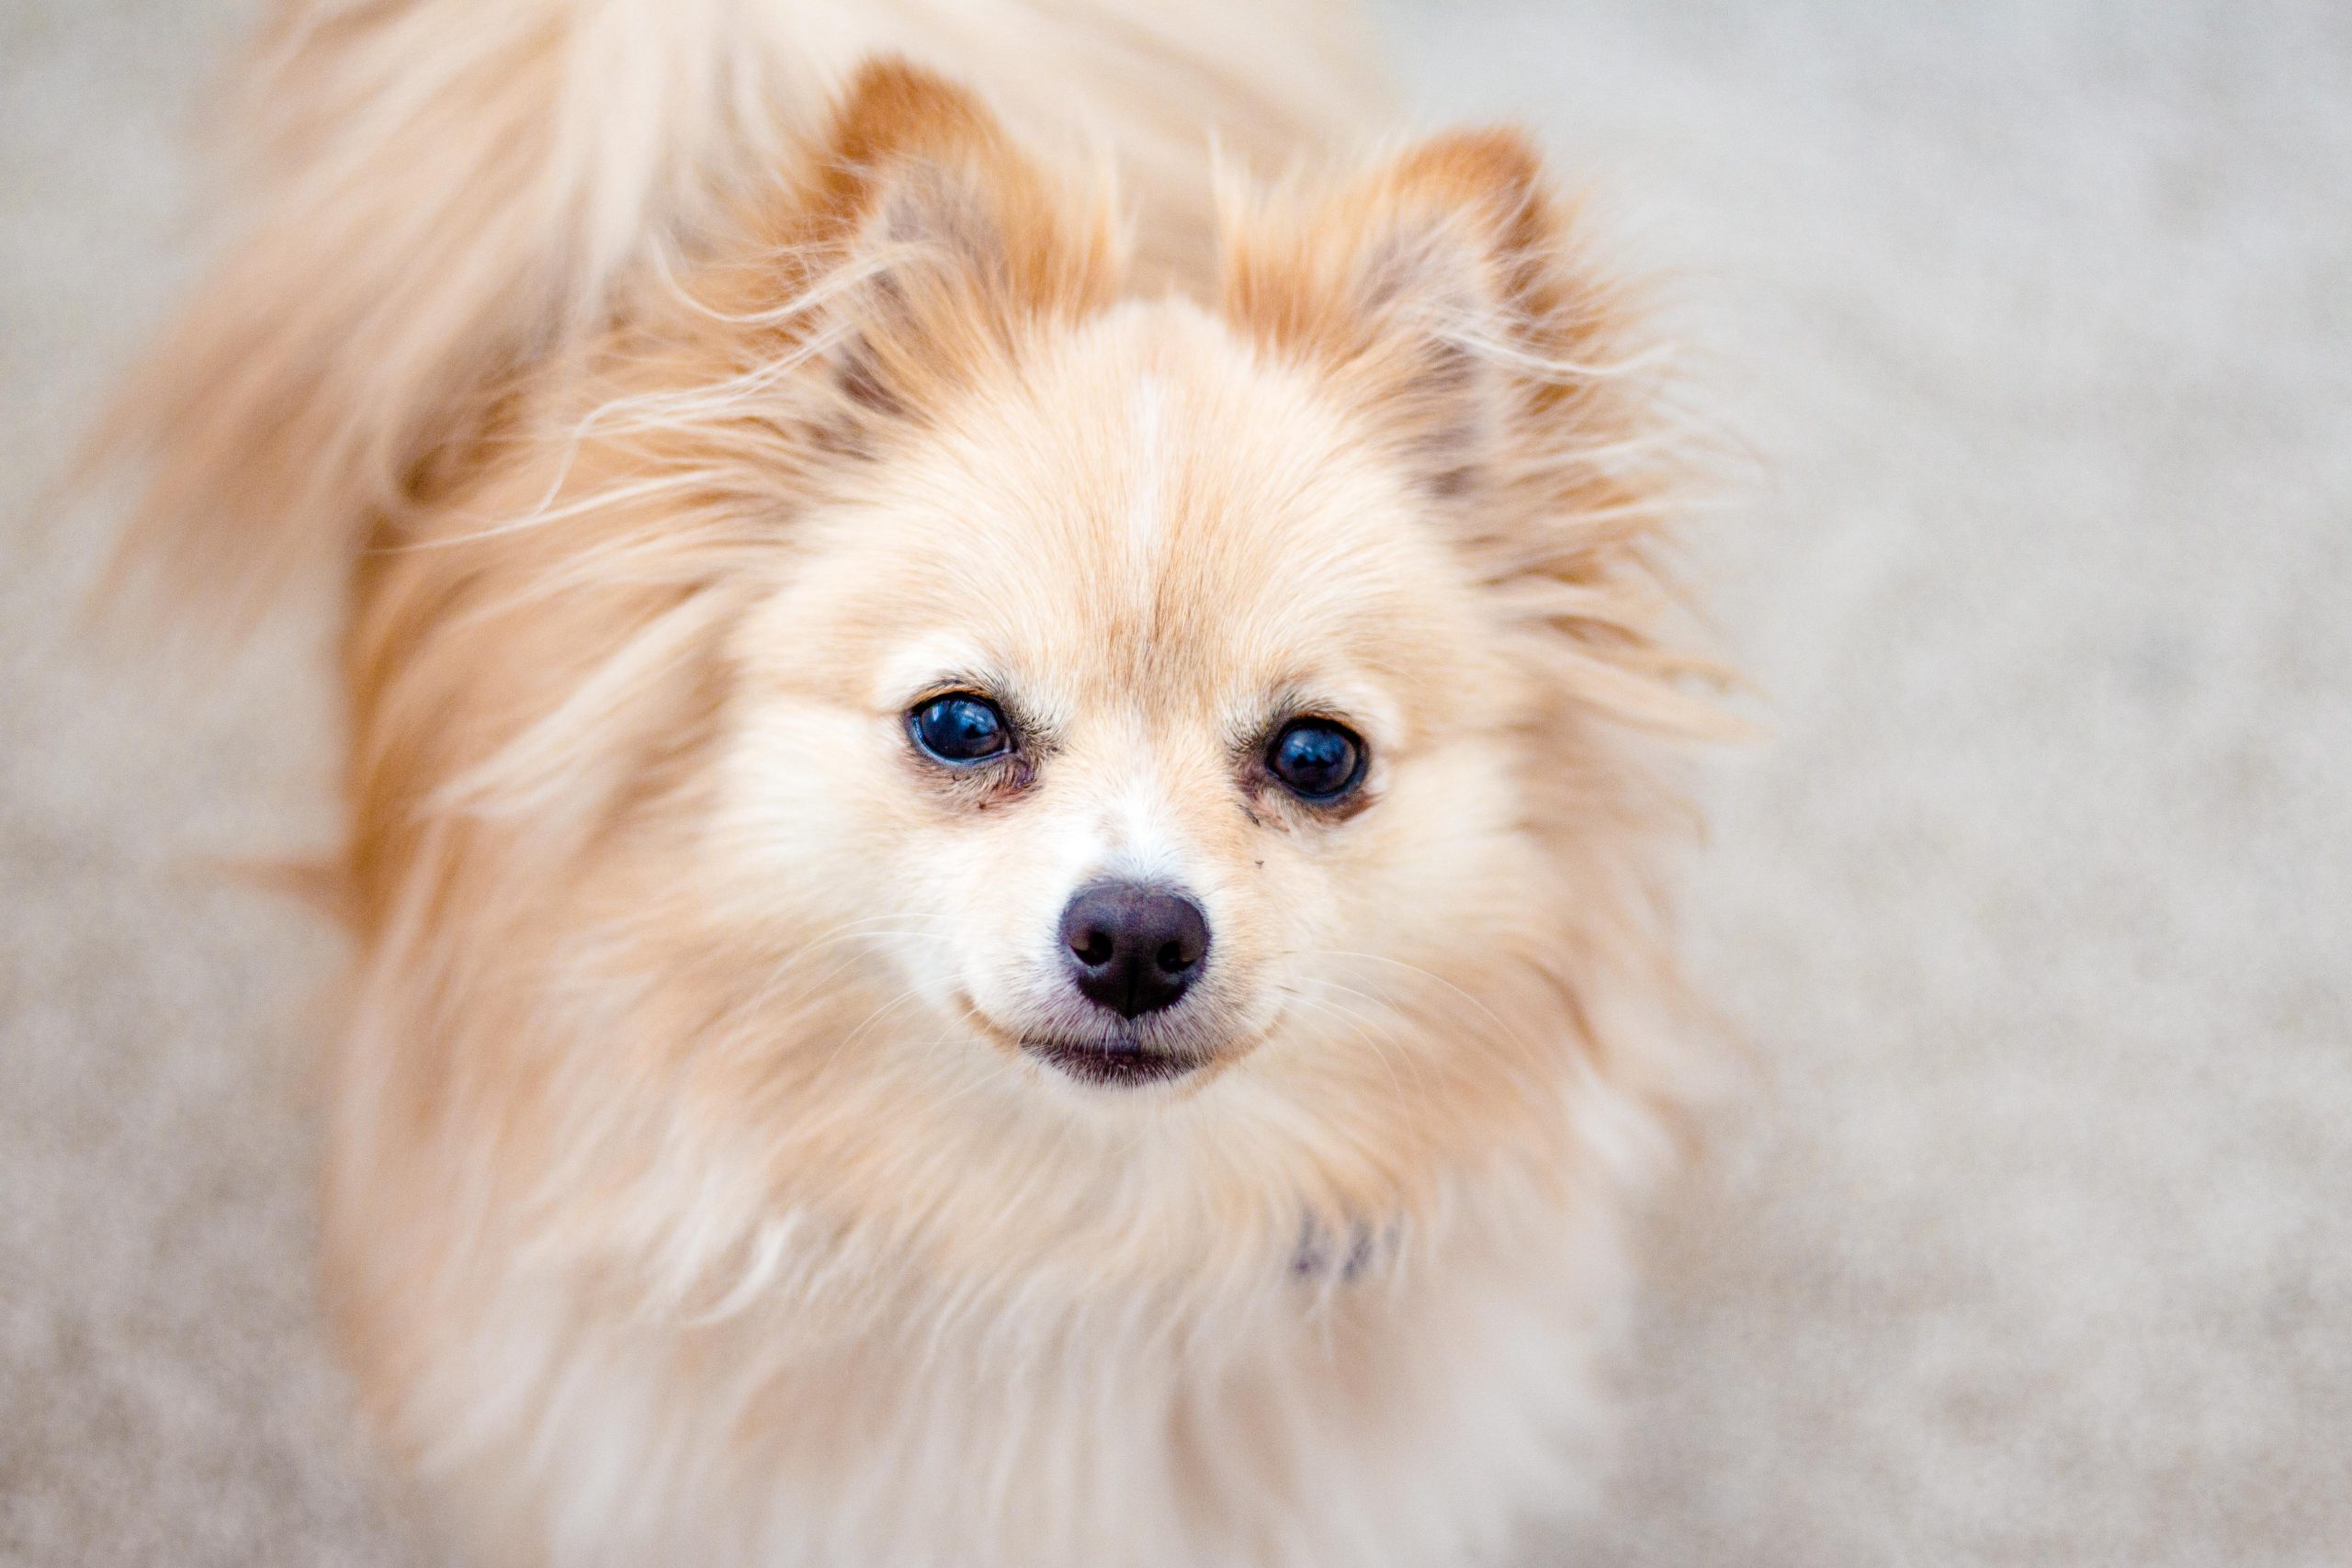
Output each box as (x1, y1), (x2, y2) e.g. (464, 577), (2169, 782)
(1224, 135), (1724, 737)
(773, 62), (1120, 438)
(1221, 130), (1637, 507)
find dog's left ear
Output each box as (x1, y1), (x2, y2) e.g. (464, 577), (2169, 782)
(1221, 130), (1623, 506)
(790, 62), (1121, 436)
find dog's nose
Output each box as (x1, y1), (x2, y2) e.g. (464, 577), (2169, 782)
(1057, 881), (1211, 1019)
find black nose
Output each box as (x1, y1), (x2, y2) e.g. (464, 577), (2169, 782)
(1057, 881), (1211, 1019)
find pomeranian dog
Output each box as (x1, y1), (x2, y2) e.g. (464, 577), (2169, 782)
(99, 0), (1724, 1562)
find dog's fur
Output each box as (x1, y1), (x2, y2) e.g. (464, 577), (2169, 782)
(100, 2), (1723, 1563)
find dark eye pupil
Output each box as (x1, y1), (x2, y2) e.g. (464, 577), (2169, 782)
(913, 695), (1008, 762)
(1270, 721), (1363, 800)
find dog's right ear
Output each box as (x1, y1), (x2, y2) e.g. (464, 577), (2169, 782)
(733, 62), (1122, 442)
(1219, 130), (1592, 508)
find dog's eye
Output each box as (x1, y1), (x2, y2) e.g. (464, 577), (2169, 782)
(909, 694), (1012, 765)
(1266, 718), (1367, 803)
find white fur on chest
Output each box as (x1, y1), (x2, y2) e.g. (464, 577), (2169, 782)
(415, 1210), (1624, 1568)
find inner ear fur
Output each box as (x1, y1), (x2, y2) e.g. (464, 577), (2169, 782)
(721, 61), (1123, 433)
(1219, 130), (1625, 503)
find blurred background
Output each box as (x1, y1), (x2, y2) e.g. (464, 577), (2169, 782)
(5, 1), (2347, 1563)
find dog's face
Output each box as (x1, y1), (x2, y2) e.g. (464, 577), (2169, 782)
(725, 301), (1533, 1100)
(605, 65), (1693, 1261)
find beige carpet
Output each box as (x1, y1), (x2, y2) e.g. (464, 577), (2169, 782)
(6, 1), (2347, 1562)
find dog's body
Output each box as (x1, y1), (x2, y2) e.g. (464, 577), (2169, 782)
(105, 3), (1719, 1563)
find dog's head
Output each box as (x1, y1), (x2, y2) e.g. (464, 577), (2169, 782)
(442, 64), (1708, 1283)
(728, 288), (1521, 1089)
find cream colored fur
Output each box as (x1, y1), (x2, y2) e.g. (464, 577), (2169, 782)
(97, 4), (1722, 1565)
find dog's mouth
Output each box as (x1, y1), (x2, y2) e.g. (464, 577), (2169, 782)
(957, 996), (1252, 1092)
(1017, 1034), (1210, 1089)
